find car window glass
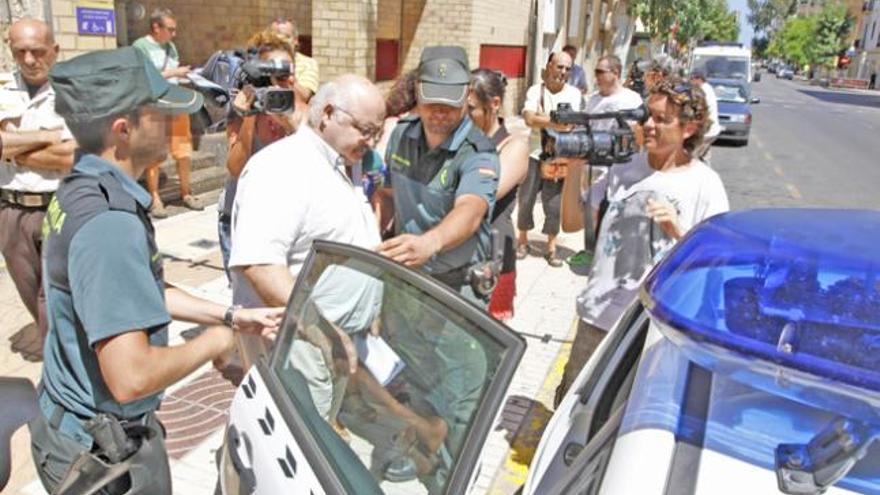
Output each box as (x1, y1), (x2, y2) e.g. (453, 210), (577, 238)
(271, 251), (508, 494)
(712, 84), (747, 103)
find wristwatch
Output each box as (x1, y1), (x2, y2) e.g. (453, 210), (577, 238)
(224, 304), (241, 329)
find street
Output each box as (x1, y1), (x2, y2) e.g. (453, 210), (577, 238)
(712, 76), (880, 210)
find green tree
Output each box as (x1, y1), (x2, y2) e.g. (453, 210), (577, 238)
(632, 0), (739, 44)
(747, 0), (797, 35)
(768, 16), (816, 67)
(812, 2), (852, 68)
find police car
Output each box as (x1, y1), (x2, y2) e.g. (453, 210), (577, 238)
(219, 240), (525, 494)
(523, 209), (880, 494)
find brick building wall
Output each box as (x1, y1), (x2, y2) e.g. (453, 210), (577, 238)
(122, 0), (311, 66)
(51, 0), (118, 61)
(312, 0), (378, 79)
(471, 0), (532, 115)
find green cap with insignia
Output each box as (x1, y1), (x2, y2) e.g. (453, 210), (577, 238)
(49, 47), (203, 124)
(417, 45), (470, 108)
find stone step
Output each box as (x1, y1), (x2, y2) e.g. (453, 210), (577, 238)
(156, 165), (227, 205)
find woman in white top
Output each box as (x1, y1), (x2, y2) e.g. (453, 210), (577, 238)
(555, 78), (730, 405)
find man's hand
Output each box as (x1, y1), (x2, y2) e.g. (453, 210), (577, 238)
(232, 307), (284, 338)
(550, 122), (574, 133)
(168, 65), (191, 79)
(232, 87), (256, 116)
(378, 233), (441, 268)
(647, 197), (683, 240)
(208, 325), (237, 370)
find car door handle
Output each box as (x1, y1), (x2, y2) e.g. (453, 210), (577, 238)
(227, 425), (257, 492)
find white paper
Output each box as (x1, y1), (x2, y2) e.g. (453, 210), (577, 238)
(354, 334), (406, 386)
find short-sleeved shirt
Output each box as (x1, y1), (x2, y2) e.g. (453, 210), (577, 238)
(521, 82), (583, 158)
(584, 86), (644, 132)
(0, 74), (74, 192)
(133, 35), (181, 83)
(229, 125), (381, 307)
(577, 153), (729, 331)
(569, 64), (588, 93)
(385, 116), (500, 274)
(700, 81), (722, 139)
(294, 53), (319, 95)
(41, 154), (170, 423)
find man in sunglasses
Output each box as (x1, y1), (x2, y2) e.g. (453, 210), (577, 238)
(517, 51), (584, 267)
(132, 7), (201, 217)
(556, 79), (729, 404)
(567, 55), (645, 268)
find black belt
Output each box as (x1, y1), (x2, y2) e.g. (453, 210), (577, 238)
(432, 265), (471, 288)
(0, 188), (53, 208)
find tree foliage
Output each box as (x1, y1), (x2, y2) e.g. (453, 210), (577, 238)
(631, 0), (739, 44)
(765, 2), (852, 68)
(747, 0), (797, 35)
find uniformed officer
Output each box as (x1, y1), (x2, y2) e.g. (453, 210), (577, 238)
(378, 46), (500, 305)
(30, 47), (282, 494)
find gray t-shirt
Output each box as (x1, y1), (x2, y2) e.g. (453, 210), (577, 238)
(577, 153), (729, 331)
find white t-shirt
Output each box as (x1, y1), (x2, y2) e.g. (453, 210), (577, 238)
(578, 153), (729, 331)
(229, 125), (381, 307)
(701, 81), (722, 139)
(0, 77), (73, 192)
(584, 86), (644, 131)
(522, 82), (584, 158)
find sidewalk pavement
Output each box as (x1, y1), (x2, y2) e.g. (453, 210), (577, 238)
(3, 143), (587, 495)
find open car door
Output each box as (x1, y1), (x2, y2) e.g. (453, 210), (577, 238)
(221, 240), (526, 495)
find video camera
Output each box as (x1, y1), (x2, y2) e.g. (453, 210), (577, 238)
(543, 103), (648, 166)
(234, 58), (295, 115)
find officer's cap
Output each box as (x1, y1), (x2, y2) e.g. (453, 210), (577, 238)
(417, 46), (470, 108)
(49, 47), (203, 124)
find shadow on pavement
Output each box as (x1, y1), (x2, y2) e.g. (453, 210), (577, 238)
(8, 323), (43, 362)
(495, 395), (554, 467)
(797, 89), (880, 108)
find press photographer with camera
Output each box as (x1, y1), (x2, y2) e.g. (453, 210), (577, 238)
(218, 30), (305, 276)
(554, 78), (729, 404)
(517, 51), (584, 267)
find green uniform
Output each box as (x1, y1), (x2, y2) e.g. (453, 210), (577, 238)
(385, 115), (500, 298)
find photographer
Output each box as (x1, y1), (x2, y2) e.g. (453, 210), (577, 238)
(555, 79), (729, 404)
(517, 51), (583, 267)
(218, 30), (305, 276)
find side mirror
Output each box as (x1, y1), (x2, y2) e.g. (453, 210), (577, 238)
(750, 97), (761, 104)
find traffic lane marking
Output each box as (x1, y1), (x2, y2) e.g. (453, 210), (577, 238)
(773, 166), (785, 178)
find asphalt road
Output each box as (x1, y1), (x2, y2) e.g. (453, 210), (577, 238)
(710, 76), (880, 210)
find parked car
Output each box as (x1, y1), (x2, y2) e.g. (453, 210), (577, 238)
(522, 208), (880, 495)
(777, 67), (795, 80)
(220, 241), (525, 494)
(709, 78), (758, 145)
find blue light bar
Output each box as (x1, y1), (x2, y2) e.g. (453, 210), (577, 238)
(642, 209), (880, 418)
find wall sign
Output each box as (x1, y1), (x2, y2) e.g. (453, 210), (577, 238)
(75, 0), (116, 36)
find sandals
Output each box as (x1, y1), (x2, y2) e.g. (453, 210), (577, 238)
(381, 426), (444, 482)
(545, 250), (564, 267)
(516, 243), (530, 260)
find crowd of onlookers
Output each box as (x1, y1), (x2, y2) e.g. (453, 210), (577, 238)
(1, 9), (730, 492)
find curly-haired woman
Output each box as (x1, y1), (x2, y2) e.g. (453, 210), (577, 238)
(556, 78), (730, 404)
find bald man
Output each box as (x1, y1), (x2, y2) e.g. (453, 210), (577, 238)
(1, 18), (75, 339)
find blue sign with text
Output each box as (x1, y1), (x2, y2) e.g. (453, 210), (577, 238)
(76, 7), (116, 36)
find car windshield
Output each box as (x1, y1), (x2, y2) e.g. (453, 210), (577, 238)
(711, 83), (748, 103)
(270, 250), (510, 494)
(693, 55), (749, 80)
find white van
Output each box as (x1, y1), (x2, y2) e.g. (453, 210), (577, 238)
(690, 42), (752, 83)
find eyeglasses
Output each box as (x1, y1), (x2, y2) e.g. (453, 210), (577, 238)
(161, 24), (177, 33)
(556, 64), (572, 72)
(594, 68), (612, 76)
(333, 106), (382, 142)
